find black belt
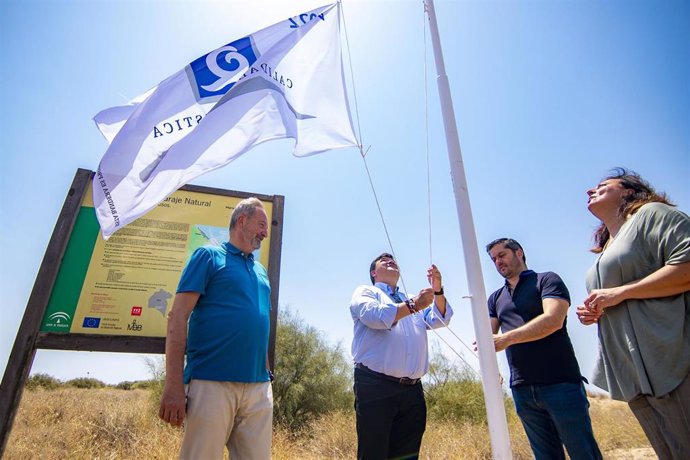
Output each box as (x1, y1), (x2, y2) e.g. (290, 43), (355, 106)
(355, 363), (420, 386)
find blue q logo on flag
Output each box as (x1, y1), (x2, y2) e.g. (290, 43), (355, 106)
(187, 36), (258, 102)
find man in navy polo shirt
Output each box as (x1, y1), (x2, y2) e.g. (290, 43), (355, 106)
(159, 197), (272, 460)
(485, 238), (601, 460)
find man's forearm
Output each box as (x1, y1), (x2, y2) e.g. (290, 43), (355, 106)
(393, 301), (416, 322)
(501, 313), (561, 347)
(499, 297), (568, 349)
(159, 292), (198, 426)
(165, 309), (189, 387)
(434, 294), (447, 316)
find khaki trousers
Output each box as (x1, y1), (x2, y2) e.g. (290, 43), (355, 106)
(179, 379), (273, 460)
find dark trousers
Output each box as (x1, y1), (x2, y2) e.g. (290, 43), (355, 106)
(354, 367), (426, 460)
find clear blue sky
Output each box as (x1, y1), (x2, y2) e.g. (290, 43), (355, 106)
(1, 0), (688, 387)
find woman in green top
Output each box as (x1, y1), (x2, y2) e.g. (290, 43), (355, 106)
(577, 168), (690, 459)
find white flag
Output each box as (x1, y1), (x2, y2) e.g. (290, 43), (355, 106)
(93, 3), (357, 238)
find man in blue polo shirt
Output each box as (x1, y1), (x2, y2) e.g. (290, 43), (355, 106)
(485, 238), (601, 460)
(159, 197), (272, 460)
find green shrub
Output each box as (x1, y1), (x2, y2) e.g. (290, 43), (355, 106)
(115, 381), (135, 390)
(142, 356), (165, 417)
(113, 379), (159, 391)
(273, 308), (353, 430)
(132, 379), (158, 390)
(25, 373), (62, 390)
(424, 347), (514, 424)
(65, 377), (106, 389)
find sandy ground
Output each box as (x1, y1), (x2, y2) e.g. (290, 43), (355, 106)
(606, 447), (656, 459)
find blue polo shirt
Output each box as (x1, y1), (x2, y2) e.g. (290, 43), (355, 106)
(177, 241), (271, 383)
(488, 270), (582, 387)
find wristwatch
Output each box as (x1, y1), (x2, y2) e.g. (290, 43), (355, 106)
(434, 286), (444, 295)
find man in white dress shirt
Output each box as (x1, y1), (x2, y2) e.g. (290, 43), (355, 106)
(349, 252), (453, 459)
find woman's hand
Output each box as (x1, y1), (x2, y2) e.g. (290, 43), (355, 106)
(576, 304), (601, 325)
(584, 287), (625, 312)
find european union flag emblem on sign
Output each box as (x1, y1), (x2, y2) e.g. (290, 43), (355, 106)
(82, 317), (101, 328)
(188, 36), (258, 102)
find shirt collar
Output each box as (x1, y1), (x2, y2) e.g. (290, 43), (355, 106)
(223, 241), (254, 260)
(374, 282), (398, 295)
(503, 269), (534, 288)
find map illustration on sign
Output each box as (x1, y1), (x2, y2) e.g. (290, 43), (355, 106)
(148, 289), (173, 316)
(188, 224), (228, 254)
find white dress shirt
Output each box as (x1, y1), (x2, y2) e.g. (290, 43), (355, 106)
(350, 282), (453, 379)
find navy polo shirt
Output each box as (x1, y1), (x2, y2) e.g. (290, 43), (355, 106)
(488, 270), (582, 387)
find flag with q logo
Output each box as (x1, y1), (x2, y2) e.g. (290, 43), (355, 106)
(92, 3), (356, 238)
(187, 36), (258, 100)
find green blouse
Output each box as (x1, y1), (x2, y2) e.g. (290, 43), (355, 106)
(586, 202), (690, 401)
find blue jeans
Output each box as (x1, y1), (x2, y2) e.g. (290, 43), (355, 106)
(511, 382), (602, 460)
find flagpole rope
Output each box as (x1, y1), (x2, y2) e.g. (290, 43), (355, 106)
(341, 0), (410, 293)
(421, 315), (484, 380)
(420, 1), (508, 388)
(419, 0), (496, 380)
(340, 0), (506, 388)
(423, 4), (433, 267)
(358, 148), (411, 295)
(417, 1), (485, 378)
(359, 153), (487, 381)
(339, 1), (366, 153)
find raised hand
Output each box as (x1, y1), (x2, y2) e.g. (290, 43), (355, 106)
(427, 264), (442, 292)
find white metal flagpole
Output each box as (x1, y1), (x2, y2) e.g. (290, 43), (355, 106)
(423, 0), (513, 458)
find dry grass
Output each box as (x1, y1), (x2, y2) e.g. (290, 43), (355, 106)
(5, 388), (652, 459)
(5, 388), (181, 460)
(588, 397), (655, 459)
